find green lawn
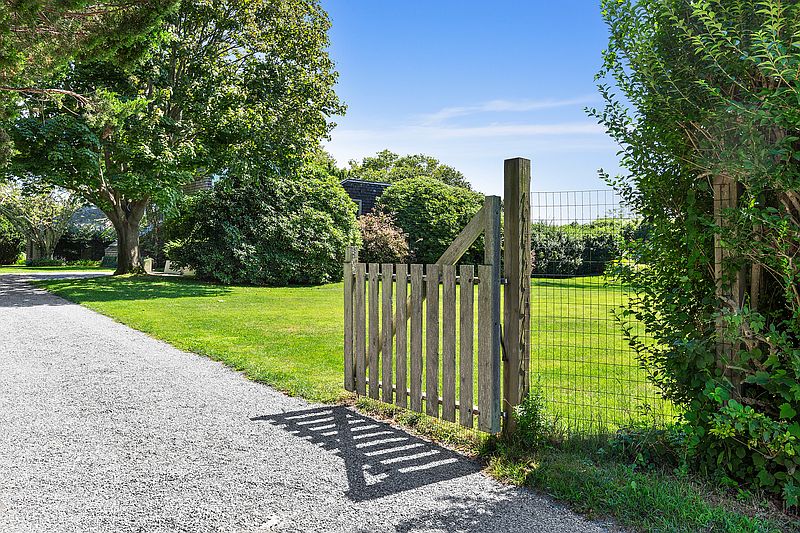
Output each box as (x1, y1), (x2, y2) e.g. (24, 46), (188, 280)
(0, 265), (114, 274)
(34, 273), (674, 429)
(37, 275), (348, 402)
(29, 273), (793, 531)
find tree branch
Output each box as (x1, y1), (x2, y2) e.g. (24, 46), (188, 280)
(0, 86), (91, 106)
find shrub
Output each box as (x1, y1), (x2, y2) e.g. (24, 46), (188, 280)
(100, 255), (117, 269)
(599, 0), (800, 504)
(377, 177), (483, 265)
(357, 212), (409, 264)
(530, 224), (584, 277)
(578, 232), (621, 276)
(0, 215), (23, 265)
(512, 382), (555, 449)
(54, 225), (114, 262)
(166, 167), (360, 286)
(66, 259), (101, 267)
(25, 258), (65, 267)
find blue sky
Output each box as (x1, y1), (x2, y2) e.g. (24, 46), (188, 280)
(322, 1), (624, 196)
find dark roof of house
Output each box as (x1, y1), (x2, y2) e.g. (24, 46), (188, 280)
(340, 178), (391, 187)
(340, 178), (391, 215)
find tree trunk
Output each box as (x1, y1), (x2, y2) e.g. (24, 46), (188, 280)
(115, 221), (142, 275)
(103, 198), (148, 275)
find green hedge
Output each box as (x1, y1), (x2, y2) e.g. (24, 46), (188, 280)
(166, 167), (359, 286)
(531, 220), (640, 277)
(0, 216), (23, 265)
(377, 177), (483, 264)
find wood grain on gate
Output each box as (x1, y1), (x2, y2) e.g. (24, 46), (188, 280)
(409, 264), (424, 413)
(354, 263), (367, 396)
(425, 264), (441, 417)
(395, 263), (408, 408)
(368, 264), (380, 399)
(459, 265), (475, 427)
(441, 265), (457, 422)
(381, 263), (394, 403)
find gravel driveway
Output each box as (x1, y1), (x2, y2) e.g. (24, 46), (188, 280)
(0, 274), (609, 533)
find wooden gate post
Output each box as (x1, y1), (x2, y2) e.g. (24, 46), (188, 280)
(503, 158), (532, 433)
(713, 175), (743, 395)
(343, 246), (359, 392)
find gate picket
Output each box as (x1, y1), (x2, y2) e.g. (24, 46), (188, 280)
(425, 264), (440, 417)
(409, 264), (424, 412)
(395, 263), (408, 408)
(354, 263), (367, 396)
(478, 264), (501, 433)
(441, 265), (457, 422)
(343, 248), (355, 392)
(381, 263), (394, 403)
(368, 264), (380, 399)
(459, 265), (475, 427)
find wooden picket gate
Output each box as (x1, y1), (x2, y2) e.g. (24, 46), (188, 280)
(344, 158), (531, 434)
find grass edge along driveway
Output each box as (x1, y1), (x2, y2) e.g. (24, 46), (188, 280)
(30, 273), (796, 533)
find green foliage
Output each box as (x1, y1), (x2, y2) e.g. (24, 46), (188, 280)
(54, 224), (114, 262)
(346, 150), (472, 190)
(356, 212), (409, 265)
(531, 224), (585, 276)
(165, 167), (359, 286)
(602, 424), (689, 471)
(0, 181), (82, 260)
(0, 214), (22, 264)
(0, 1), (175, 168)
(5, 0), (343, 273)
(531, 220), (640, 277)
(100, 255), (117, 270)
(597, 0), (800, 504)
(512, 383), (556, 449)
(377, 177), (483, 264)
(25, 258), (65, 267)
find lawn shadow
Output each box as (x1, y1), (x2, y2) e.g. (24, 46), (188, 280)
(32, 274), (232, 304)
(253, 406), (481, 502)
(357, 493), (596, 533)
(531, 277), (620, 291)
(0, 274), (110, 308)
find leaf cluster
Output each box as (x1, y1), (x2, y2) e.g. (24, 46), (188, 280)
(597, 0), (800, 504)
(376, 177), (483, 265)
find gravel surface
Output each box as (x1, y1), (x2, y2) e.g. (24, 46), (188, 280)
(0, 274), (610, 533)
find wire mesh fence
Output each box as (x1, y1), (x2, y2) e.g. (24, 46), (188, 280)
(530, 190), (677, 433)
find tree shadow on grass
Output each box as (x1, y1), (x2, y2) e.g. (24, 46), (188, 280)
(0, 274), (231, 307)
(531, 277), (621, 291)
(252, 406), (482, 502)
(359, 493), (600, 533)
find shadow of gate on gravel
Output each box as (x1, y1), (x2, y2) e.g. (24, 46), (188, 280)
(252, 406), (481, 502)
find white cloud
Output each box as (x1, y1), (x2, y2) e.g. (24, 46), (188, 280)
(419, 95), (599, 125)
(325, 94), (618, 194)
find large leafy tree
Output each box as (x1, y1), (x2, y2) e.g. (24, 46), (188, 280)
(0, 1), (175, 93)
(0, 181), (82, 261)
(6, 0), (343, 274)
(0, 1), (175, 163)
(597, 0), (800, 502)
(346, 150), (472, 189)
(377, 177), (483, 264)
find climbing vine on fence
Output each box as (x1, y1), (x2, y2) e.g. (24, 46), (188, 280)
(597, 0), (800, 505)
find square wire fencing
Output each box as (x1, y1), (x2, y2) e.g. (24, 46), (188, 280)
(530, 189), (677, 433)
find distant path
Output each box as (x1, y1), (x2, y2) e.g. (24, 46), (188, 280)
(0, 274), (608, 533)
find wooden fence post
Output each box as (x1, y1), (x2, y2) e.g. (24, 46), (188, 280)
(343, 246), (358, 392)
(503, 158), (532, 433)
(713, 174), (743, 395)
